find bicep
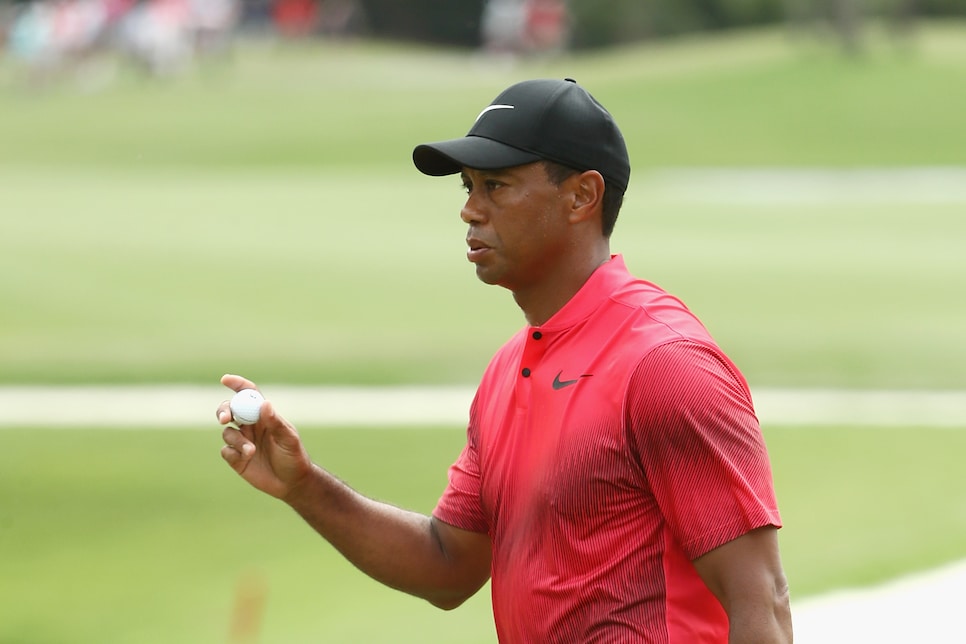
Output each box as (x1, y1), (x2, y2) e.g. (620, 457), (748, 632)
(427, 517), (492, 609)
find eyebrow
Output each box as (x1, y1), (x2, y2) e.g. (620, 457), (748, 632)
(461, 168), (515, 182)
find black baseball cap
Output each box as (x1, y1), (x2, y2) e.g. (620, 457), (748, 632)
(413, 78), (630, 192)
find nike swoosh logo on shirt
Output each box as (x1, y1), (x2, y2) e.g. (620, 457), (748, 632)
(552, 371), (593, 390)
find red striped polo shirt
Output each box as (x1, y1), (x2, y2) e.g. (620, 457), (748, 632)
(434, 255), (781, 642)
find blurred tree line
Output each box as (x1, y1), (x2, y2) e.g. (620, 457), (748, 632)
(351, 0), (963, 48)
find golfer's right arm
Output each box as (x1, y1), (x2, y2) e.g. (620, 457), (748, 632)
(217, 375), (491, 609)
(285, 463), (492, 609)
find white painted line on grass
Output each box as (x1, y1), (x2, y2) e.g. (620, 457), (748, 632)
(0, 385), (474, 429)
(752, 388), (966, 428)
(0, 386), (963, 429)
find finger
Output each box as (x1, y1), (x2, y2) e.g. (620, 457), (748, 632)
(221, 443), (254, 471)
(215, 401), (232, 424)
(222, 426), (254, 458)
(221, 443), (242, 465)
(262, 401), (302, 451)
(221, 373), (259, 394)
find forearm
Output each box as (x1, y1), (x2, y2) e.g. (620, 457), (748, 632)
(284, 464), (483, 608)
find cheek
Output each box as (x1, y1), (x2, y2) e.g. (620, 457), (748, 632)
(511, 214), (566, 267)
(533, 198), (570, 241)
(496, 188), (567, 252)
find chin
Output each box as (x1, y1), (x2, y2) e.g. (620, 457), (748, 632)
(474, 265), (505, 287)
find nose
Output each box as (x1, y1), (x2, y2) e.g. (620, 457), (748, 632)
(460, 193), (486, 225)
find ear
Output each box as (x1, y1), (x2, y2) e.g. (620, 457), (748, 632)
(567, 170), (605, 226)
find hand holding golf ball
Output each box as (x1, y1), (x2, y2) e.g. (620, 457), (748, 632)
(230, 388), (265, 426)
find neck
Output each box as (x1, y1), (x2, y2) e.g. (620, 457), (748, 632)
(514, 248), (611, 326)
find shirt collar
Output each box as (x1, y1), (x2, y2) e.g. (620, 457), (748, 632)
(534, 254), (632, 332)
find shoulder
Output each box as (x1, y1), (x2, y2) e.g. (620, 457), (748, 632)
(633, 340), (750, 393)
(625, 340), (756, 438)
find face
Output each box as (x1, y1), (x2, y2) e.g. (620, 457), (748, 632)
(459, 162), (574, 293)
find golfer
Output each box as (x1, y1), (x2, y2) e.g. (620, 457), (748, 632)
(219, 78), (793, 642)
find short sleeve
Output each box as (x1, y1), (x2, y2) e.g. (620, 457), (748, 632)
(626, 340), (781, 559)
(433, 394), (490, 534)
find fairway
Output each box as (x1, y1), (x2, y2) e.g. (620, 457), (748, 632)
(2, 166), (964, 388)
(2, 423), (965, 643)
(2, 23), (966, 643)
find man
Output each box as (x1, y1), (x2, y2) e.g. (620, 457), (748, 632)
(218, 78), (793, 642)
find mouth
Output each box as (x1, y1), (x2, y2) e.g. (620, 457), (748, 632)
(466, 237), (492, 263)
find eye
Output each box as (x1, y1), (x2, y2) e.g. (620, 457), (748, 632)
(460, 176), (503, 195)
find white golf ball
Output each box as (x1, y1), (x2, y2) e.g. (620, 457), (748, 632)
(230, 389), (264, 425)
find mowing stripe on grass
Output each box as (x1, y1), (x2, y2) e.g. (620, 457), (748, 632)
(641, 167), (966, 204)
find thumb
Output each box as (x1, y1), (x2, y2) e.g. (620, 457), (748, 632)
(222, 373), (258, 393)
(262, 401), (303, 453)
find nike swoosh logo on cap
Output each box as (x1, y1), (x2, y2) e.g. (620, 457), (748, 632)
(475, 104), (514, 122)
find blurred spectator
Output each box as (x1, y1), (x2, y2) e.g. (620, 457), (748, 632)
(7, 0), (119, 85)
(190, 0), (240, 56)
(271, 0), (318, 38)
(481, 0), (527, 55)
(524, 0), (568, 53)
(7, 2), (56, 70)
(481, 0), (569, 57)
(116, 0), (194, 76)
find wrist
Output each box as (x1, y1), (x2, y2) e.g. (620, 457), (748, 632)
(281, 462), (323, 508)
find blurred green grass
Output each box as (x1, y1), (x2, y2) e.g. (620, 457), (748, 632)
(0, 427), (496, 643)
(2, 424), (965, 643)
(2, 24), (965, 386)
(2, 24), (966, 643)
(1, 167), (963, 387)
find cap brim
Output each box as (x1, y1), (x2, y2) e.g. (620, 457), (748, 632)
(413, 136), (542, 177)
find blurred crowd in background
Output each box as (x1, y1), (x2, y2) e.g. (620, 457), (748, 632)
(0, 0), (957, 85)
(0, 0), (569, 82)
(2, 0), (241, 77)
(0, 0), (342, 79)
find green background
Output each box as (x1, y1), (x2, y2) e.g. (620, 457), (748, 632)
(1, 23), (965, 643)
(3, 27), (966, 387)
